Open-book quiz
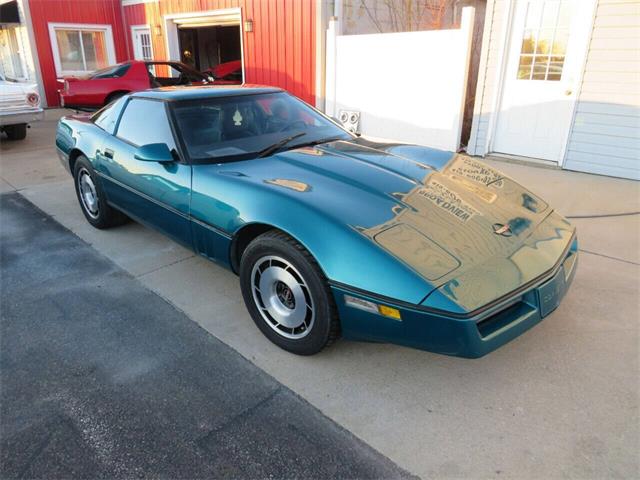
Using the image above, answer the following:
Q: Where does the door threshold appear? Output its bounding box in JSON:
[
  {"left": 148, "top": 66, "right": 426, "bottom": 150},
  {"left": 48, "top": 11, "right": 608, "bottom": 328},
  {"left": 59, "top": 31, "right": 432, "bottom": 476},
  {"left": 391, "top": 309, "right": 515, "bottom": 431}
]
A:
[{"left": 486, "top": 153, "right": 560, "bottom": 170}]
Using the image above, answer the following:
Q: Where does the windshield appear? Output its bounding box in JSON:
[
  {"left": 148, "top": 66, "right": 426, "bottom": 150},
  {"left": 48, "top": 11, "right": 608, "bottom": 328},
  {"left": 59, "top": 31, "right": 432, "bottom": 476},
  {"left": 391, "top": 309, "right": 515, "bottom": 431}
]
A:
[{"left": 171, "top": 92, "right": 351, "bottom": 163}]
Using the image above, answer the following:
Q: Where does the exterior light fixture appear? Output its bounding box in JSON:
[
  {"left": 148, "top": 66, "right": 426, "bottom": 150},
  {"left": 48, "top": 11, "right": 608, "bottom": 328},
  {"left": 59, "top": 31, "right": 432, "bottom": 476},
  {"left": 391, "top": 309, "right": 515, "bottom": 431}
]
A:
[
  {"left": 154, "top": 25, "right": 162, "bottom": 36},
  {"left": 244, "top": 19, "right": 253, "bottom": 32}
]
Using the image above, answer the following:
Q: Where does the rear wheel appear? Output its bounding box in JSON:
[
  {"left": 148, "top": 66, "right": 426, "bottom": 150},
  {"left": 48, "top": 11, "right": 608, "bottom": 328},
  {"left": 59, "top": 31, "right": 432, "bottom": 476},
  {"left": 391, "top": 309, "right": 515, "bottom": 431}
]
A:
[
  {"left": 4, "top": 124, "right": 27, "bottom": 140},
  {"left": 73, "top": 155, "right": 127, "bottom": 229},
  {"left": 239, "top": 230, "right": 340, "bottom": 355},
  {"left": 104, "top": 91, "right": 126, "bottom": 106}
]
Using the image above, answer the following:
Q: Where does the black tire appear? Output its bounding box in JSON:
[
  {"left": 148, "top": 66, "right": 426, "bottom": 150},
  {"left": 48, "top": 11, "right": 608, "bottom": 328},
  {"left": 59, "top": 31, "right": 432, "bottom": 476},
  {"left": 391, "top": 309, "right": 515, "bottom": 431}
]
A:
[
  {"left": 239, "top": 230, "right": 340, "bottom": 355},
  {"left": 73, "top": 155, "right": 127, "bottom": 229},
  {"left": 4, "top": 124, "right": 27, "bottom": 140}
]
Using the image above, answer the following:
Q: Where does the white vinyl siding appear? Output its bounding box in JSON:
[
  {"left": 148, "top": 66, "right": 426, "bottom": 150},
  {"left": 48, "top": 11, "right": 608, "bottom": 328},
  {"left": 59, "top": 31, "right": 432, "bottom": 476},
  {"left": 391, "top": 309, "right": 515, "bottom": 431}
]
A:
[
  {"left": 467, "top": 0, "right": 508, "bottom": 155},
  {"left": 564, "top": 0, "right": 640, "bottom": 179}
]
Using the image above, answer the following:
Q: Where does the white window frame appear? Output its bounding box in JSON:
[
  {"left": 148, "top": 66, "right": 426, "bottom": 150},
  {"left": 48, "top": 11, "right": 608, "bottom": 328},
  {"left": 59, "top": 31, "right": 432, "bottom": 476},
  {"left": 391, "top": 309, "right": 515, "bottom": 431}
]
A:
[
  {"left": 48, "top": 22, "right": 116, "bottom": 77},
  {"left": 162, "top": 8, "right": 245, "bottom": 82},
  {"left": 122, "top": 0, "right": 157, "bottom": 6},
  {"left": 131, "top": 24, "right": 153, "bottom": 61}
]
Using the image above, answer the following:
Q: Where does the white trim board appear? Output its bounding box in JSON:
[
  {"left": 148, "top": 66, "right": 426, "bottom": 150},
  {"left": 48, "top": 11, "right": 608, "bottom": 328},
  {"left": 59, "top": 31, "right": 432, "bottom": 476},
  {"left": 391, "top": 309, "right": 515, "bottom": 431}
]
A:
[
  {"left": 484, "top": 0, "right": 514, "bottom": 155},
  {"left": 47, "top": 22, "right": 116, "bottom": 77},
  {"left": 162, "top": 8, "right": 244, "bottom": 82},
  {"left": 130, "top": 24, "right": 153, "bottom": 61},
  {"left": 122, "top": 0, "right": 157, "bottom": 6}
]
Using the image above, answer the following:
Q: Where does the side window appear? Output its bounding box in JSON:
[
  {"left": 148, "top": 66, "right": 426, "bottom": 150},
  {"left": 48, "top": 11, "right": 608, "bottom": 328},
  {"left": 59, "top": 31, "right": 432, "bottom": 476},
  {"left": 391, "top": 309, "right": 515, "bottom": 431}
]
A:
[
  {"left": 93, "top": 96, "right": 127, "bottom": 135},
  {"left": 116, "top": 98, "right": 176, "bottom": 149}
]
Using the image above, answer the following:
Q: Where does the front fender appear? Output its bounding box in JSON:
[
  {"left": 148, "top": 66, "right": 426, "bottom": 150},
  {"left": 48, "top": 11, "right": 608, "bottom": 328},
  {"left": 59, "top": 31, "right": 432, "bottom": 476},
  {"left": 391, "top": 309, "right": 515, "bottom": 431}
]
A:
[
  {"left": 56, "top": 116, "right": 109, "bottom": 173},
  {"left": 191, "top": 168, "right": 434, "bottom": 305}
]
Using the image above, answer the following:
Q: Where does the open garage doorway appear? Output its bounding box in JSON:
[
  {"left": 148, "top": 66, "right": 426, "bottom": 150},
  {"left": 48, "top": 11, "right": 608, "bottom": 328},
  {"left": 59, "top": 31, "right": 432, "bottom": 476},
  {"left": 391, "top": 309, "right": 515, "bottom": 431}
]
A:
[
  {"left": 178, "top": 25, "right": 242, "bottom": 82},
  {"left": 165, "top": 9, "right": 244, "bottom": 84}
]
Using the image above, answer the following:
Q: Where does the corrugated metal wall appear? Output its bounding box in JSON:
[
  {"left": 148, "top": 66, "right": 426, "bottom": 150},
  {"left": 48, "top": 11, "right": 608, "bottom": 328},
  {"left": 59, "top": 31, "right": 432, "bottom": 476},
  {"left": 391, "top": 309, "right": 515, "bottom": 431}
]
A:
[
  {"left": 28, "top": 0, "right": 129, "bottom": 106},
  {"left": 123, "top": 0, "right": 316, "bottom": 105}
]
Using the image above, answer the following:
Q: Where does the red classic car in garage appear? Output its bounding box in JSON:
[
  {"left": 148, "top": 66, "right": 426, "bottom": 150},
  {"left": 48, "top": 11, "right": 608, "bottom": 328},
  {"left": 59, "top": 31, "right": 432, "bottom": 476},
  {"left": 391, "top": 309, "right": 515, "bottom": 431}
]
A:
[
  {"left": 58, "top": 60, "right": 211, "bottom": 110},
  {"left": 204, "top": 60, "right": 243, "bottom": 85}
]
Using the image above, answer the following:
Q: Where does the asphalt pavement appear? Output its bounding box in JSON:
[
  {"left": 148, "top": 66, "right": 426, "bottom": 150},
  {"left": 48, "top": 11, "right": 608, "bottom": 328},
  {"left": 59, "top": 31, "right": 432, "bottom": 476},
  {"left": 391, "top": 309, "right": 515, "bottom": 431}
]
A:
[{"left": 0, "top": 192, "right": 413, "bottom": 479}]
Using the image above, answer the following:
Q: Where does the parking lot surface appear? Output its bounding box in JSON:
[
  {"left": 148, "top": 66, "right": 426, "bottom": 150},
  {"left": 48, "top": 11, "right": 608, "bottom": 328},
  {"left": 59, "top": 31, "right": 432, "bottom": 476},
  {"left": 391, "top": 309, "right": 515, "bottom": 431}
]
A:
[
  {"left": 1, "top": 110, "right": 638, "bottom": 479},
  {"left": 0, "top": 192, "right": 412, "bottom": 479}
]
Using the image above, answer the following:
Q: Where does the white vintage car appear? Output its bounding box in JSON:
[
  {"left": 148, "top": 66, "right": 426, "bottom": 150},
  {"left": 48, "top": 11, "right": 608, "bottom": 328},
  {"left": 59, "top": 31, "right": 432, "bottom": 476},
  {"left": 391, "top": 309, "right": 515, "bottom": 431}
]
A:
[{"left": 0, "top": 74, "right": 43, "bottom": 140}]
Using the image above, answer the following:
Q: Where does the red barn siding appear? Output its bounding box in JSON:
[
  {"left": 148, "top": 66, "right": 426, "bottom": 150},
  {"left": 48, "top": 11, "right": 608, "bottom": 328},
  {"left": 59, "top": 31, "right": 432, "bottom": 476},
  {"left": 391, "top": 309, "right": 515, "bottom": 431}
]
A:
[
  {"left": 123, "top": 0, "right": 316, "bottom": 104},
  {"left": 29, "top": 0, "right": 129, "bottom": 106},
  {"left": 122, "top": 3, "right": 147, "bottom": 58}
]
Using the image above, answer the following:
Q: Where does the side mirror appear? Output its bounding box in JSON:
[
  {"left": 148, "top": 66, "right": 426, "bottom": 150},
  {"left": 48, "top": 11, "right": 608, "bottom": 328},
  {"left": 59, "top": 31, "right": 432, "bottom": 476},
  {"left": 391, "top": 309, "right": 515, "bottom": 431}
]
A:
[{"left": 134, "top": 143, "right": 174, "bottom": 163}]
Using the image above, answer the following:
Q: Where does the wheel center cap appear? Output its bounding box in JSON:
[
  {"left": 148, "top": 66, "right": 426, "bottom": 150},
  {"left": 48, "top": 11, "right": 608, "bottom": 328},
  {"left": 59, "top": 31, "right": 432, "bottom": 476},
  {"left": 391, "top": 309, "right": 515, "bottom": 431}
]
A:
[{"left": 275, "top": 281, "right": 295, "bottom": 309}]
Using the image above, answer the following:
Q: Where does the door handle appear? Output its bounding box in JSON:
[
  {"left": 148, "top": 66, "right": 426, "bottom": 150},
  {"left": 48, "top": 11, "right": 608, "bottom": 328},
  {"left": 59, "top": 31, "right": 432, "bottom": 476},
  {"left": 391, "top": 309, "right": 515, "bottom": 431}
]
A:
[
  {"left": 103, "top": 148, "right": 114, "bottom": 159},
  {"left": 564, "top": 89, "right": 573, "bottom": 96}
]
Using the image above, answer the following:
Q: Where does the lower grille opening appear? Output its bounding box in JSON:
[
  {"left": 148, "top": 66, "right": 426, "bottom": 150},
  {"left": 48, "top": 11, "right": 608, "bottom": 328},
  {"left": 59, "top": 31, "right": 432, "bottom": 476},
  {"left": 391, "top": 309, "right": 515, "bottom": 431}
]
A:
[{"left": 477, "top": 301, "right": 535, "bottom": 339}]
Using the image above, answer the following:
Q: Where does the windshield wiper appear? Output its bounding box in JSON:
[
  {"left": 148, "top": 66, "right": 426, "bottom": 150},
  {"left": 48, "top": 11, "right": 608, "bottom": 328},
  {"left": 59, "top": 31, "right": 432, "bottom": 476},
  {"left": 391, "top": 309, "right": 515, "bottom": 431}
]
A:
[
  {"left": 294, "top": 136, "right": 346, "bottom": 149},
  {"left": 256, "top": 132, "right": 307, "bottom": 158}
]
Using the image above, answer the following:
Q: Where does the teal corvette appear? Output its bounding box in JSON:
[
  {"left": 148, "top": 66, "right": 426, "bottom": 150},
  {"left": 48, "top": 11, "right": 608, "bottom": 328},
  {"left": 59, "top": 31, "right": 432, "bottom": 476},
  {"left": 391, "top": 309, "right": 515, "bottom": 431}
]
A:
[{"left": 56, "top": 86, "right": 577, "bottom": 357}]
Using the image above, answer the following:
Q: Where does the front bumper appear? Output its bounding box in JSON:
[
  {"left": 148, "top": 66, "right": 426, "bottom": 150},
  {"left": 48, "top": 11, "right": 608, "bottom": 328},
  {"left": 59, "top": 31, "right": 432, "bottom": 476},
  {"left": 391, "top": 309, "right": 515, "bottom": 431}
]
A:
[
  {"left": 0, "top": 108, "right": 44, "bottom": 127},
  {"left": 332, "top": 236, "right": 578, "bottom": 358}
]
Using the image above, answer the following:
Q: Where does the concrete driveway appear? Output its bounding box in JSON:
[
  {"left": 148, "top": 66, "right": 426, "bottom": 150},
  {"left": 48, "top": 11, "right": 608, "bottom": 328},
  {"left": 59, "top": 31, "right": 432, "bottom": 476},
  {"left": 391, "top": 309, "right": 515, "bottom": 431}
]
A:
[{"left": 1, "top": 110, "right": 639, "bottom": 479}]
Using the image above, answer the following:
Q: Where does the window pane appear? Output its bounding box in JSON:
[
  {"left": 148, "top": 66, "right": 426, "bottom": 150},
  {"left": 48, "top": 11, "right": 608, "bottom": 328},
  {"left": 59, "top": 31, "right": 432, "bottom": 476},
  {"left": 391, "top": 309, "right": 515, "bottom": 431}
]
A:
[
  {"left": 552, "top": 29, "right": 568, "bottom": 55},
  {"left": 172, "top": 92, "right": 350, "bottom": 162},
  {"left": 541, "top": 1, "right": 560, "bottom": 29},
  {"left": 524, "top": 2, "right": 543, "bottom": 30},
  {"left": 535, "top": 29, "right": 553, "bottom": 54},
  {"left": 0, "top": 26, "right": 25, "bottom": 78},
  {"left": 532, "top": 56, "right": 549, "bottom": 80},
  {"left": 517, "top": 0, "right": 571, "bottom": 81},
  {"left": 90, "top": 63, "right": 130, "bottom": 79},
  {"left": 517, "top": 55, "right": 533, "bottom": 79},
  {"left": 117, "top": 99, "right": 176, "bottom": 149},
  {"left": 548, "top": 55, "right": 565, "bottom": 80},
  {"left": 521, "top": 30, "right": 535, "bottom": 54},
  {"left": 557, "top": 1, "right": 571, "bottom": 27},
  {"left": 55, "top": 30, "right": 83, "bottom": 71},
  {"left": 140, "top": 32, "right": 152, "bottom": 61},
  {"left": 82, "top": 31, "right": 108, "bottom": 71},
  {"left": 93, "top": 95, "right": 127, "bottom": 134}
]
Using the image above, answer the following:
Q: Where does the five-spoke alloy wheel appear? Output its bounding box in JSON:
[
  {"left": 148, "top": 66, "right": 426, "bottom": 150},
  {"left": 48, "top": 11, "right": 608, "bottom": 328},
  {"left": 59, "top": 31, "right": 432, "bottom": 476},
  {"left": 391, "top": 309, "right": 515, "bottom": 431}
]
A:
[{"left": 240, "top": 230, "right": 340, "bottom": 355}]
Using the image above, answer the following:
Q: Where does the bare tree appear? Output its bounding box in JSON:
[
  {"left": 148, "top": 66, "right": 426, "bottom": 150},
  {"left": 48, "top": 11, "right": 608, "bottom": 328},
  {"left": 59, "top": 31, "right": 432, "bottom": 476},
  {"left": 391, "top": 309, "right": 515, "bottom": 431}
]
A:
[{"left": 357, "top": 0, "right": 456, "bottom": 33}]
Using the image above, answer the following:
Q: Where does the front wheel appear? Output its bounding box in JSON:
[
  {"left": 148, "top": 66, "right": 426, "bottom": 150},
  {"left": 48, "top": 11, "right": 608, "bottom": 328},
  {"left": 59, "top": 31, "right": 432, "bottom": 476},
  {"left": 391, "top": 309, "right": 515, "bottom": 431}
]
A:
[
  {"left": 4, "top": 124, "right": 27, "bottom": 140},
  {"left": 73, "top": 155, "right": 127, "bottom": 229},
  {"left": 239, "top": 230, "right": 340, "bottom": 355}
]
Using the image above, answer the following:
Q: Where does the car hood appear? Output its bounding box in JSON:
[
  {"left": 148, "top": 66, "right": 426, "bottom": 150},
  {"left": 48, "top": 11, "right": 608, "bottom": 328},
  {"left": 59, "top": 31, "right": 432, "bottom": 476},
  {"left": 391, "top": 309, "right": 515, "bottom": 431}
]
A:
[{"left": 212, "top": 138, "right": 573, "bottom": 310}]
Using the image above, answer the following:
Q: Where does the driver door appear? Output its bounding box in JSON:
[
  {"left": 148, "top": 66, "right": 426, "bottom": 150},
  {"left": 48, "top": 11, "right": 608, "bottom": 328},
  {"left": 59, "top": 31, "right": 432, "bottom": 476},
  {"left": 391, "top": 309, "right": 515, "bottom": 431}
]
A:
[{"left": 96, "top": 97, "right": 192, "bottom": 247}]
